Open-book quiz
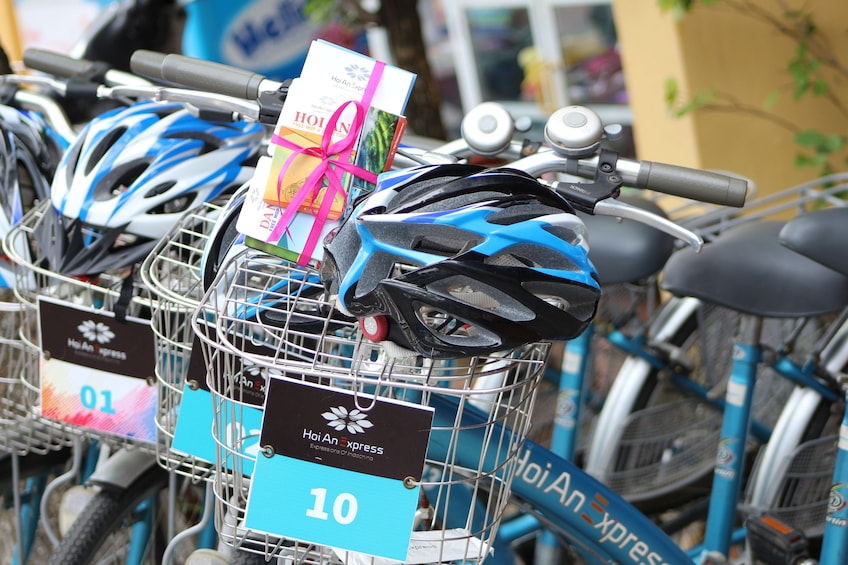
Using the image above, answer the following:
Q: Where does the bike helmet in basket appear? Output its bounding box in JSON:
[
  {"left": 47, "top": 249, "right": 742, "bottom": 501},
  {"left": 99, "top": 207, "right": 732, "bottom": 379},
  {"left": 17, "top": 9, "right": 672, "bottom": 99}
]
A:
[
  {"left": 0, "top": 104, "right": 61, "bottom": 287},
  {"left": 37, "top": 99, "right": 265, "bottom": 276},
  {"left": 321, "top": 164, "right": 601, "bottom": 358}
]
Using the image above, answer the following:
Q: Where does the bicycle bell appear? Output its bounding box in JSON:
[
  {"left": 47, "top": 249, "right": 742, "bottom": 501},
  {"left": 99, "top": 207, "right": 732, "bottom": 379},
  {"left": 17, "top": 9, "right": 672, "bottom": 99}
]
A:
[
  {"left": 545, "top": 105, "right": 620, "bottom": 159},
  {"left": 460, "top": 101, "right": 515, "bottom": 157}
]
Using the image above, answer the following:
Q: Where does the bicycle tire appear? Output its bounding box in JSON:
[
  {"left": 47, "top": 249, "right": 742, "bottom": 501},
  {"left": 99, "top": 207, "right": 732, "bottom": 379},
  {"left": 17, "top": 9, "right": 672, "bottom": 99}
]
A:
[
  {"left": 585, "top": 296, "right": 717, "bottom": 514},
  {"left": 229, "top": 549, "right": 271, "bottom": 565},
  {"left": 46, "top": 463, "right": 169, "bottom": 565},
  {"left": 745, "top": 385, "right": 841, "bottom": 539}
]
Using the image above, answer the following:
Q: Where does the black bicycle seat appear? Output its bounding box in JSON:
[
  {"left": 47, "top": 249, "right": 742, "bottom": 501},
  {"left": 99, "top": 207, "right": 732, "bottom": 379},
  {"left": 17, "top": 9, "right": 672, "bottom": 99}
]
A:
[
  {"left": 779, "top": 207, "right": 848, "bottom": 277},
  {"left": 662, "top": 220, "right": 848, "bottom": 317},
  {"left": 579, "top": 195, "right": 675, "bottom": 286}
]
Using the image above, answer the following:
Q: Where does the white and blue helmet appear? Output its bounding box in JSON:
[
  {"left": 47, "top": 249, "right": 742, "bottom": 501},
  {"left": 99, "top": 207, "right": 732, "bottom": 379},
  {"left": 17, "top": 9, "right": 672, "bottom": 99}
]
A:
[{"left": 40, "top": 100, "right": 265, "bottom": 276}]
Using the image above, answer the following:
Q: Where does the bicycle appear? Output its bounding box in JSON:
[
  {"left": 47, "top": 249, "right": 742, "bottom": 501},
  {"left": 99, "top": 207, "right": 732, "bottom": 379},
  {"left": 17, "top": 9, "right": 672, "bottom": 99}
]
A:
[
  {"left": 0, "top": 70, "right": 84, "bottom": 565},
  {"left": 583, "top": 175, "right": 848, "bottom": 523},
  {"left": 1, "top": 48, "right": 269, "bottom": 564},
  {"left": 117, "top": 47, "right": 769, "bottom": 565}
]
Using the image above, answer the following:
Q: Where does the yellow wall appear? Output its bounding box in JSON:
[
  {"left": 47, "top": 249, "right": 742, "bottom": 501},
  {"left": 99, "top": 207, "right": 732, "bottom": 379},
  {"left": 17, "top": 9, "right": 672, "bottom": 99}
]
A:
[
  {"left": 612, "top": 0, "right": 848, "bottom": 197},
  {"left": 0, "top": 0, "right": 23, "bottom": 63}
]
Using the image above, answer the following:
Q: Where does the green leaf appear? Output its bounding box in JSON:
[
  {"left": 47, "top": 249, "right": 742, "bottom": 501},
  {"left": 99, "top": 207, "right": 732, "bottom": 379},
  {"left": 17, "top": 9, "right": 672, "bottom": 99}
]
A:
[
  {"left": 664, "top": 77, "right": 680, "bottom": 107},
  {"left": 795, "top": 130, "right": 825, "bottom": 147},
  {"left": 794, "top": 153, "right": 814, "bottom": 168},
  {"left": 813, "top": 78, "right": 829, "bottom": 96},
  {"left": 824, "top": 134, "right": 845, "bottom": 152},
  {"left": 763, "top": 91, "right": 780, "bottom": 110}
]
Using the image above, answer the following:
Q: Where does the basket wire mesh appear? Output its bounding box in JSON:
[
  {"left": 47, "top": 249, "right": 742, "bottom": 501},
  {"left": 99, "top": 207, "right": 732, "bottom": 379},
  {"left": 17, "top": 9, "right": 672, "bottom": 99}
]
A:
[
  {"left": 140, "top": 200, "right": 226, "bottom": 481},
  {"left": 3, "top": 200, "right": 155, "bottom": 452},
  {"left": 745, "top": 432, "right": 838, "bottom": 537},
  {"left": 600, "top": 304, "right": 823, "bottom": 507},
  {"left": 0, "top": 288, "right": 68, "bottom": 454},
  {"left": 192, "top": 249, "right": 549, "bottom": 563}
]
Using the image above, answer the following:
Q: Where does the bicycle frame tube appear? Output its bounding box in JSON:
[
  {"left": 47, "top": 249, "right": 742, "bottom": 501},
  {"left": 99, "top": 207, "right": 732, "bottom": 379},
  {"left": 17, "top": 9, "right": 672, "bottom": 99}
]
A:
[
  {"left": 700, "top": 316, "right": 762, "bottom": 560},
  {"left": 819, "top": 388, "right": 848, "bottom": 564},
  {"left": 551, "top": 326, "right": 593, "bottom": 461},
  {"left": 536, "top": 326, "right": 593, "bottom": 565},
  {"left": 427, "top": 394, "right": 694, "bottom": 564}
]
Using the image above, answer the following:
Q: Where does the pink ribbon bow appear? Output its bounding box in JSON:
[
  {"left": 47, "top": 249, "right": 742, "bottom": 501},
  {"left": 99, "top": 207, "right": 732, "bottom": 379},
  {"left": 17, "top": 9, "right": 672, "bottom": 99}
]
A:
[{"left": 267, "top": 62, "right": 385, "bottom": 266}]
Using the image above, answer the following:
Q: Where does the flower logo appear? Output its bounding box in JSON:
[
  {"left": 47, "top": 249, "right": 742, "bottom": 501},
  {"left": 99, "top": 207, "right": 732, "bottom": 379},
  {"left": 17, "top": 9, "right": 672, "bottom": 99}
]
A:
[
  {"left": 78, "top": 320, "right": 115, "bottom": 344},
  {"left": 322, "top": 405, "right": 373, "bottom": 434},
  {"left": 345, "top": 64, "right": 370, "bottom": 82}
]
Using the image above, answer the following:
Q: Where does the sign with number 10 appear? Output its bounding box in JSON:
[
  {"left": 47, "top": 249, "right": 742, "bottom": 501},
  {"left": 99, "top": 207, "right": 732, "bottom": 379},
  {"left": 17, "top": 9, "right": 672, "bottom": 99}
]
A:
[{"left": 245, "top": 377, "right": 434, "bottom": 560}]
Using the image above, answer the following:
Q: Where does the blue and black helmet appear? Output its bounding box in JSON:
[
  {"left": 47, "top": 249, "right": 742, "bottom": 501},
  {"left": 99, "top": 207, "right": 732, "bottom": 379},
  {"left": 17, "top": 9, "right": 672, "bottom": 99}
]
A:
[{"left": 321, "top": 164, "right": 601, "bottom": 358}]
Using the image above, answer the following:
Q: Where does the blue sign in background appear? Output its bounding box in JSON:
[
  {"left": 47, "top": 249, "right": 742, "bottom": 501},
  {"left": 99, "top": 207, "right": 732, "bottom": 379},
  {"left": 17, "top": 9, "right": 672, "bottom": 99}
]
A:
[{"left": 172, "top": 387, "right": 264, "bottom": 477}]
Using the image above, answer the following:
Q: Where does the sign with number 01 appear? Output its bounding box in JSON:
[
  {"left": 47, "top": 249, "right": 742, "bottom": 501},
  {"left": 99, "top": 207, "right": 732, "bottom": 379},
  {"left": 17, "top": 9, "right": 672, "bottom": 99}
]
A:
[
  {"left": 38, "top": 297, "right": 156, "bottom": 443},
  {"left": 245, "top": 377, "right": 434, "bottom": 560}
]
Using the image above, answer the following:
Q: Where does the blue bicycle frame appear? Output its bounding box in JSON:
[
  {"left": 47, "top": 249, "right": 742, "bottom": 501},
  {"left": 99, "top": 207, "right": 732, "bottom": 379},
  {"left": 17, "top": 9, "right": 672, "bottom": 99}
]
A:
[{"left": 425, "top": 312, "right": 848, "bottom": 565}]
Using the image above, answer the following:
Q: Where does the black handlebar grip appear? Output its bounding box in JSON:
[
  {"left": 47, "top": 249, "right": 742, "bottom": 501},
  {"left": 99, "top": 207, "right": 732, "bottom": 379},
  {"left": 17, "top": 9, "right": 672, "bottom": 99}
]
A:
[
  {"left": 131, "top": 50, "right": 266, "bottom": 100},
  {"left": 636, "top": 161, "right": 748, "bottom": 207},
  {"left": 23, "top": 48, "right": 100, "bottom": 78}
]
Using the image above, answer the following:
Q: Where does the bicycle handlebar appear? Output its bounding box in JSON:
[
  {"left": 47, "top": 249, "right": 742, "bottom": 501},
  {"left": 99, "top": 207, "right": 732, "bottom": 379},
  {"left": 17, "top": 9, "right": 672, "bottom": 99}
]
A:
[
  {"left": 123, "top": 48, "right": 747, "bottom": 218},
  {"left": 592, "top": 155, "right": 747, "bottom": 207},
  {"left": 510, "top": 149, "right": 747, "bottom": 208},
  {"left": 634, "top": 160, "right": 747, "bottom": 207},
  {"left": 130, "top": 50, "right": 283, "bottom": 99},
  {"left": 23, "top": 48, "right": 151, "bottom": 88},
  {"left": 23, "top": 48, "right": 100, "bottom": 78}
]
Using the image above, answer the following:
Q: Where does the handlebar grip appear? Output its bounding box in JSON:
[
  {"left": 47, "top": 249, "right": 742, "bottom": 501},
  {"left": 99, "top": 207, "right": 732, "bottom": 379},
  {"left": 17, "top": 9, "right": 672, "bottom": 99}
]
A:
[
  {"left": 635, "top": 161, "right": 748, "bottom": 207},
  {"left": 23, "top": 48, "right": 101, "bottom": 78},
  {"left": 131, "top": 50, "right": 267, "bottom": 100}
]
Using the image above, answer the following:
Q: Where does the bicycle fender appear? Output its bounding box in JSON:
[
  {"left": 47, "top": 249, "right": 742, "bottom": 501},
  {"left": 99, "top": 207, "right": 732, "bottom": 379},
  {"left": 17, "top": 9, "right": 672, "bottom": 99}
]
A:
[{"left": 86, "top": 448, "right": 158, "bottom": 491}]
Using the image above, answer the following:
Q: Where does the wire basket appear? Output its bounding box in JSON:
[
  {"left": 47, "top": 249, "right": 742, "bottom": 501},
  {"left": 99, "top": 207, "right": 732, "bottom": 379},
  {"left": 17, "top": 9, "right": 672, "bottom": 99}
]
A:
[
  {"left": 3, "top": 200, "right": 156, "bottom": 453},
  {"left": 140, "top": 200, "right": 225, "bottom": 481},
  {"left": 0, "top": 289, "right": 72, "bottom": 454},
  {"left": 597, "top": 303, "right": 816, "bottom": 510},
  {"left": 681, "top": 172, "right": 848, "bottom": 242},
  {"left": 744, "top": 433, "right": 837, "bottom": 538},
  {"left": 192, "top": 249, "right": 549, "bottom": 563}
]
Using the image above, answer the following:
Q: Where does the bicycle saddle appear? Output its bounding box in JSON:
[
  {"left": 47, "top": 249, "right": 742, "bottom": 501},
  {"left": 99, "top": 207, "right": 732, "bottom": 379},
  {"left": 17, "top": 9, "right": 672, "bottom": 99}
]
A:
[
  {"left": 579, "top": 195, "right": 674, "bottom": 285},
  {"left": 661, "top": 220, "right": 848, "bottom": 317},
  {"left": 779, "top": 207, "right": 848, "bottom": 277}
]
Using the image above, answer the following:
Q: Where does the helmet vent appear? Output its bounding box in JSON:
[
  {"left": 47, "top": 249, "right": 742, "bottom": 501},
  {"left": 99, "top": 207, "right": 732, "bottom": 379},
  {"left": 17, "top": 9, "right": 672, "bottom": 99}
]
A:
[
  {"left": 543, "top": 224, "right": 581, "bottom": 245},
  {"left": 144, "top": 182, "right": 177, "bottom": 199},
  {"left": 166, "top": 131, "right": 225, "bottom": 155},
  {"left": 93, "top": 160, "right": 148, "bottom": 201},
  {"left": 411, "top": 235, "right": 467, "bottom": 256},
  {"left": 486, "top": 243, "right": 581, "bottom": 271},
  {"left": 488, "top": 201, "right": 567, "bottom": 225},
  {"left": 85, "top": 126, "right": 127, "bottom": 176}
]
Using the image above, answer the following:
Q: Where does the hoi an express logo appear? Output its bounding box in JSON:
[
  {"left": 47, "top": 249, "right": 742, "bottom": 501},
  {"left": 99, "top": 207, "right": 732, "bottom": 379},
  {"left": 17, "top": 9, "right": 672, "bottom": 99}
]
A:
[
  {"left": 66, "top": 320, "right": 127, "bottom": 361},
  {"left": 303, "top": 404, "right": 385, "bottom": 461}
]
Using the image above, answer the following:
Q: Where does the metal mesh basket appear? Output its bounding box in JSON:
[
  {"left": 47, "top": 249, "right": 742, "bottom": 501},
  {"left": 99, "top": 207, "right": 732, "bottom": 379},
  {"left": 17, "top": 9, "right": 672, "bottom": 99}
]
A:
[
  {"left": 192, "top": 249, "right": 549, "bottom": 563},
  {"left": 745, "top": 433, "right": 837, "bottom": 537},
  {"left": 0, "top": 289, "right": 71, "bottom": 454},
  {"left": 681, "top": 172, "right": 848, "bottom": 242},
  {"left": 140, "top": 200, "right": 225, "bottom": 481},
  {"left": 598, "top": 303, "right": 817, "bottom": 507},
  {"left": 3, "top": 200, "right": 155, "bottom": 453}
]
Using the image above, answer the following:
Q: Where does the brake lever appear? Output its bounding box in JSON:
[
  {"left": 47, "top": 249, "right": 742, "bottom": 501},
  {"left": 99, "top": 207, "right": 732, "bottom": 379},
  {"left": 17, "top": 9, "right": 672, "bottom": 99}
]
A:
[
  {"left": 594, "top": 198, "right": 704, "bottom": 251},
  {"left": 154, "top": 87, "right": 261, "bottom": 121}
]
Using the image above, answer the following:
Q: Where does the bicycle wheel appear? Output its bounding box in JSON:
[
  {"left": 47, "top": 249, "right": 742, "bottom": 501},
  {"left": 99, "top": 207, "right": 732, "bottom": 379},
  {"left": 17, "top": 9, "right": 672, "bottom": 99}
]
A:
[
  {"left": 0, "top": 448, "right": 74, "bottom": 564},
  {"left": 586, "top": 299, "right": 810, "bottom": 515},
  {"left": 745, "top": 385, "right": 842, "bottom": 540},
  {"left": 46, "top": 464, "right": 172, "bottom": 565}
]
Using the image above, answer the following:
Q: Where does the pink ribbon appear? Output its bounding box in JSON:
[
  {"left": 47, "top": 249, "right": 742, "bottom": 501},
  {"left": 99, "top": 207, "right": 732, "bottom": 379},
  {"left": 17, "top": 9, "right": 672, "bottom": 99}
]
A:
[{"left": 267, "top": 61, "right": 385, "bottom": 266}]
